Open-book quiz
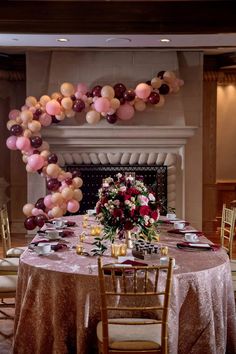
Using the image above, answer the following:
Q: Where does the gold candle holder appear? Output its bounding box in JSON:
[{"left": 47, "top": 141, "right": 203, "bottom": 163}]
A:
[
  {"left": 79, "top": 232, "right": 86, "bottom": 242},
  {"left": 76, "top": 244, "right": 84, "bottom": 255},
  {"left": 82, "top": 221, "right": 88, "bottom": 228},
  {"left": 111, "top": 244, "right": 121, "bottom": 258},
  {"left": 160, "top": 246, "right": 169, "bottom": 256},
  {"left": 153, "top": 233, "right": 160, "bottom": 242},
  {"left": 120, "top": 244, "right": 127, "bottom": 256}
]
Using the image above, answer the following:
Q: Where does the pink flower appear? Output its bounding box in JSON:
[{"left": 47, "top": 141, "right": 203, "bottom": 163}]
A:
[{"left": 138, "top": 195, "right": 149, "bottom": 206}]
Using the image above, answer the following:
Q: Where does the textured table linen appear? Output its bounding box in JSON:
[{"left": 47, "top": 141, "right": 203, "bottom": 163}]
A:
[{"left": 13, "top": 216, "right": 236, "bottom": 354}]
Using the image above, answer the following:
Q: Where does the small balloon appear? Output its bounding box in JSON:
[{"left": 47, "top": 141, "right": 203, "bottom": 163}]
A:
[
  {"left": 48, "top": 153, "right": 58, "bottom": 164},
  {"left": 6, "top": 136, "right": 18, "bottom": 150},
  {"left": 92, "top": 85, "right": 102, "bottom": 97},
  {"left": 30, "top": 136, "right": 43, "bottom": 148},
  {"left": 106, "top": 113, "right": 117, "bottom": 124},
  {"left": 113, "top": 83, "right": 126, "bottom": 99},
  {"left": 67, "top": 199, "right": 80, "bottom": 213},
  {"left": 116, "top": 103, "right": 135, "bottom": 120},
  {"left": 46, "top": 178, "right": 61, "bottom": 191},
  {"left": 159, "top": 84, "right": 170, "bottom": 95},
  {"left": 35, "top": 197, "right": 46, "bottom": 211},
  {"left": 148, "top": 91, "right": 160, "bottom": 105},
  {"left": 35, "top": 214, "right": 47, "bottom": 228},
  {"left": 135, "top": 83, "right": 152, "bottom": 99},
  {"left": 22, "top": 203, "right": 35, "bottom": 217},
  {"left": 60, "top": 82, "right": 75, "bottom": 97},
  {"left": 24, "top": 216, "right": 36, "bottom": 230},
  {"left": 10, "top": 124, "right": 23, "bottom": 136},
  {"left": 72, "top": 99, "right": 85, "bottom": 112},
  {"left": 46, "top": 99, "right": 61, "bottom": 116},
  {"left": 123, "top": 89, "right": 136, "bottom": 102}
]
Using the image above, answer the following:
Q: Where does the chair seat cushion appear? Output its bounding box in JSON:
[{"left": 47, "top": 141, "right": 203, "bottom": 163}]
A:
[
  {"left": 97, "top": 318, "right": 161, "bottom": 350},
  {"left": 6, "top": 247, "right": 26, "bottom": 257},
  {"left": 0, "top": 275, "right": 17, "bottom": 292},
  {"left": 230, "top": 260, "right": 236, "bottom": 272},
  {"left": 0, "top": 257, "right": 19, "bottom": 271}
]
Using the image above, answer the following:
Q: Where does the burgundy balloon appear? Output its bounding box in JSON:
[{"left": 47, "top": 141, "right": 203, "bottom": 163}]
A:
[
  {"left": 35, "top": 214, "right": 47, "bottom": 228},
  {"left": 119, "top": 97, "right": 126, "bottom": 105},
  {"left": 70, "top": 94, "right": 76, "bottom": 101},
  {"left": 33, "top": 150, "right": 40, "bottom": 154},
  {"left": 24, "top": 216, "right": 36, "bottom": 230},
  {"left": 47, "top": 153, "right": 58, "bottom": 164},
  {"left": 157, "top": 71, "right": 165, "bottom": 79},
  {"left": 72, "top": 170, "right": 81, "bottom": 178},
  {"left": 65, "top": 178, "right": 73, "bottom": 185},
  {"left": 51, "top": 116, "right": 60, "bottom": 124},
  {"left": 92, "top": 85, "right": 102, "bottom": 97},
  {"left": 30, "top": 136, "right": 43, "bottom": 148},
  {"left": 86, "top": 91, "right": 93, "bottom": 98},
  {"left": 106, "top": 114, "right": 118, "bottom": 124},
  {"left": 146, "top": 80, "right": 151, "bottom": 85},
  {"left": 46, "top": 178, "right": 61, "bottom": 191},
  {"left": 10, "top": 124, "right": 23, "bottom": 136},
  {"left": 113, "top": 83, "right": 126, "bottom": 99},
  {"left": 123, "top": 89, "right": 135, "bottom": 102},
  {"left": 148, "top": 91, "right": 160, "bottom": 105},
  {"left": 73, "top": 99, "right": 85, "bottom": 112},
  {"left": 159, "top": 84, "right": 170, "bottom": 95},
  {"left": 33, "top": 108, "right": 42, "bottom": 120},
  {"left": 35, "top": 197, "right": 46, "bottom": 211}
]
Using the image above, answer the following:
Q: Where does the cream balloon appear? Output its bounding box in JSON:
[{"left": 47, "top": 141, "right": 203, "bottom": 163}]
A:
[
  {"left": 21, "top": 110, "right": 33, "bottom": 123},
  {"left": 51, "top": 92, "right": 62, "bottom": 100},
  {"left": 46, "top": 164, "right": 61, "bottom": 178},
  {"left": 61, "top": 97, "right": 73, "bottom": 110},
  {"left": 151, "top": 77, "right": 162, "bottom": 89},
  {"left": 40, "top": 95, "right": 51, "bottom": 106},
  {"left": 28, "top": 120, "right": 41, "bottom": 133},
  {"left": 51, "top": 192, "right": 64, "bottom": 205},
  {"left": 23, "top": 203, "right": 35, "bottom": 217},
  {"left": 25, "top": 96, "right": 37, "bottom": 107},
  {"left": 86, "top": 110, "right": 101, "bottom": 124},
  {"left": 60, "top": 82, "right": 75, "bottom": 97},
  {"left": 134, "top": 100, "right": 146, "bottom": 111},
  {"left": 40, "top": 150, "right": 51, "bottom": 159},
  {"left": 65, "top": 109, "right": 76, "bottom": 118},
  {"left": 7, "top": 120, "right": 17, "bottom": 130},
  {"left": 51, "top": 206, "right": 64, "bottom": 218},
  {"left": 101, "top": 85, "right": 115, "bottom": 99},
  {"left": 23, "top": 129, "right": 32, "bottom": 138}
]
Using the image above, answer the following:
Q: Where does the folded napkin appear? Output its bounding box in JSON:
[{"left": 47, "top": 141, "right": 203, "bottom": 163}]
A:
[
  {"left": 29, "top": 241, "right": 68, "bottom": 252},
  {"left": 168, "top": 229, "right": 204, "bottom": 236},
  {"left": 51, "top": 243, "right": 68, "bottom": 251},
  {"left": 158, "top": 220, "right": 190, "bottom": 226},
  {"left": 177, "top": 242, "right": 221, "bottom": 251},
  {"left": 122, "top": 260, "right": 148, "bottom": 266},
  {"left": 65, "top": 221, "right": 76, "bottom": 227},
  {"left": 60, "top": 230, "right": 74, "bottom": 237}
]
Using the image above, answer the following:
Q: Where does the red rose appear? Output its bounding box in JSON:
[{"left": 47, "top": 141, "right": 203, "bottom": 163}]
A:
[
  {"left": 139, "top": 205, "right": 150, "bottom": 216},
  {"left": 150, "top": 210, "right": 158, "bottom": 220},
  {"left": 124, "top": 194, "right": 131, "bottom": 201},
  {"left": 124, "top": 220, "right": 134, "bottom": 230}
]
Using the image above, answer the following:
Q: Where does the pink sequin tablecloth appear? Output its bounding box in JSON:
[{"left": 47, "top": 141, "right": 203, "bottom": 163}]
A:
[{"left": 13, "top": 216, "right": 236, "bottom": 354}]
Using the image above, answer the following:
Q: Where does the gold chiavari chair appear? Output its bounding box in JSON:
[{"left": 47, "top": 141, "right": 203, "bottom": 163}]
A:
[
  {"left": 220, "top": 204, "right": 236, "bottom": 293},
  {"left": 97, "top": 257, "right": 174, "bottom": 354},
  {"left": 0, "top": 204, "right": 26, "bottom": 258}
]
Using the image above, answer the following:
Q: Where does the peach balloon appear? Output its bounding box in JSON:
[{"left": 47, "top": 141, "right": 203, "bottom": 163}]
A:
[
  {"left": 110, "top": 98, "right": 120, "bottom": 110},
  {"left": 46, "top": 163, "right": 61, "bottom": 178},
  {"left": 28, "top": 154, "right": 45, "bottom": 171},
  {"left": 40, "top": 150, "right": 51, "bottom": 159},
  {"left": 151, "top": 77, "right": 162, "bottom": 89},
  {"left": 134, "top": 100, "right": 146, "bottom": 112},
  {"left": 28, "top": 120, "right": 41, "bottom": 133},
  {"left": 60, "top": 82, "right": 75, "bottom": 97},
  {"left": 7, "top": 120, "right": 17, "bottom": 130},
  {"left": 9, "top": 109, "right": 20, "bottom": 120},
  {"left": 51, "top": 192, "right": 63, "bottom": 205},
  {"left": 23, "top": 129, "right": 32, "bottom": 138},
  {"left": 40, "top": 95, "right": 51, "bottom": 106},
  {"left": 51, "top": 92, "right": 62, "bottom": 100},
  {"left": 20, "top": 110, "right": 33, "bottom": 123},
  {"left": 73, "top": 177, "right": 83, "bottom": 188},
  {"left": 46, "top": 99, "right": 61, "bottom": 116},
  {"left": 51, "top": 206, "right": 64, "bottom": 218},
  {"left": 61, "top": 187, "right": 74, "bottom": 201},
  {"left": 135, "top": 83, "right": 152, "bottom": 99},
  {"left": 73, "top": 189, "right": 83, "bottom": 202},
  {"left": 61, "top": 97, "right": 73, "bottom": 110},
  {"left": 23, "top": 203, "right": 34, "bottom": 217}
]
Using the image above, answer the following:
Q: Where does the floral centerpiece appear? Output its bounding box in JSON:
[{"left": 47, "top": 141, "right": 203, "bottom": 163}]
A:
[{"left": 93, "top": 173, "right": 159, "bottom": 254}]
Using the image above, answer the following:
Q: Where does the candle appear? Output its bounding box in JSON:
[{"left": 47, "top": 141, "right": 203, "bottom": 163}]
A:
[
  {"left": 111, "top": 244, "right": 121, "bottom": 258},
  {"left": 79, "top": 233, "right": 86, "bottom": 242},
  {"left": 76, "top": 244, "right": 84, "bottom": 255},
  {"left": 90, "top": 227, "right": 96, "bottom": 236},
  {"left": 160, "top": 246, "right": 168, "bottom": 256},
  {"left": 82, "top": 221, "right": 88, "bottom": 228},
  {"left": 95, "top": 226, "right": 102, "bottom": 236}
]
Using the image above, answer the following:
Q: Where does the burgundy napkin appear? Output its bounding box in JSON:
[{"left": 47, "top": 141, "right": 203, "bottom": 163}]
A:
[
  {"left": 177, "top": 242, "right": 221, "bottom": 251},
  {"left": 65, "top": 221, "right": 76, "bottom": 227},
  {"left": 122, "top": 260, "right": 148, "bottom": 266},
  {"left": 51, "top": 243, "right": 68, "bottom": 252},
  {"left": 60, "top": 230, "right": 74, "bottom": 237},
  {"left": 168, "top": 229, "right": 204, "bottom": 236}
]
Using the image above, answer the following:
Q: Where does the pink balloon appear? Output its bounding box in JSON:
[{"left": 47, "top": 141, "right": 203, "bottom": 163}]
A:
[
  {"left": 94, "top": 97, "right": 110, "bottom": 113},
  {"left": 116, "top": 103, "right": 135, "bottom": 120},
  {"left": 39, "top": 113, "right": 52, "bottom": 127},
  {"left": 16, "top": 136, "right": 31, "bottom": 151},
  {"left": 6, "top": 136, "right": 17, "bottom": 150},
  {"left": 44, "top": 195, "right": 53, "bottom": 208},
  {"left": 76, "top": 83, "right": 88, "bottom": 95},
  {"left": 135, "top": 83, "right": 152, "bottom": 99},
  {"left": 9, "top": 109, "right": 20, "bottom": 120},
  {"left": 67, "top": 199, "right": 80, "bottom": 213},
  {"left": 27, "top": 154, "right": 45, "bottom": 171},
  {"left": 31, "top": 208, "right": 41, "bottom": 216},
  {"left": 45, "top": 99, "right": 61, "bottom": 116}
]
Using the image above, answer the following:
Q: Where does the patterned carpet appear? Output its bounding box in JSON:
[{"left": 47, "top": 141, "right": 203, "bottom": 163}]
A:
[{"left": 0, "top": 300, "right": 14, "bottom": 354}]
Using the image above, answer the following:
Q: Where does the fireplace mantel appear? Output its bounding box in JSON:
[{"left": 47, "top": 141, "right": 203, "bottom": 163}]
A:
[{"left": 42, "top": 125, "right": 197, "bottom": 150}]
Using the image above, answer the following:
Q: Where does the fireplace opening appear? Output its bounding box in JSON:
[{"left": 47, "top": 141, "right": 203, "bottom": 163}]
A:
[{"left": 65, "top": 164, "right": 167, "bottom": 215}]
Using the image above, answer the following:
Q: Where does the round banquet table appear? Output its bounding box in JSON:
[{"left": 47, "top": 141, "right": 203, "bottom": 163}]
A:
[{"left": 13, "top": 216, "right": 236, "bottom": 354}]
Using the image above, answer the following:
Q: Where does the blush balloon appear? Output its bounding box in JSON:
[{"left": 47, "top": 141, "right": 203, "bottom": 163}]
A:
[
  {"left": 39, "top": 113, "right": 52, "bottom": 127},
  {"left": 46, "top": 99, "right": 61, "bottom": 116},
  {"left": 44, "top": 194, "right": 54, "bottom": 208},
  {"left": 9, "top": 109, "right": 20, "bottom": 120},
  {"left": 27, "top": 154, "right": 45, "bottom": 171},
  {"left": 67, "top": 199, "right": 80, "bottom": 213},
  {"left": 94, "top": 97, "right": 110, "bottom": 113},
  {"left": 16, "top": 137, "right": 31, "bottom": 151},
  {"left": 6, "top": 136, "right": 18, "bottom": 150},
  {"left": 135, "top": 83, "right": 152, "bottom": 99},
  {"left": 116, "top": 103, "right": 135, "bottom": 120}
]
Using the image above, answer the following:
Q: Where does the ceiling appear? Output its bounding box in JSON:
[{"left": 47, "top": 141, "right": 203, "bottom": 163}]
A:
[{"left": 1, "top": 1, "right": 236, "bottom": 69}]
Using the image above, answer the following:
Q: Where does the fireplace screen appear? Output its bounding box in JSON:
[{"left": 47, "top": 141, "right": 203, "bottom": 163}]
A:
[{"left": 65, "top": 164, "right": 167, "bottom": 215}]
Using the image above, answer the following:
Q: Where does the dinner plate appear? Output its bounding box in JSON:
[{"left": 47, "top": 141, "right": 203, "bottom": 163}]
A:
[{"left": 36, "top": 250, "right": 55, "bottom": 256}]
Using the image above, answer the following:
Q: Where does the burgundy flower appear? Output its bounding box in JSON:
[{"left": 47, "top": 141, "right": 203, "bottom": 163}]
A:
[
  {"left": 124, "top": 194, "right": 132, "bottom": 201},
  {"left": 96, "top": 203, "right": 101, "bottom": 214},
  {"left": 113, "top": 208, "right": 123, "bottom": 218},
  {"left": 150, "top": 210, "right": 159, "bottom": 220},
  {"left": 140, "top": 205, "right": 150, "bottom": 216},
  {"left": 101, "top": 197, "right": 108, "bottom": 205},
  {"left": 124, "top": 220, "right": 134, "bottom": 230},
  {"left": 127, "top": 187, "right": 140, "bottom": 195}
]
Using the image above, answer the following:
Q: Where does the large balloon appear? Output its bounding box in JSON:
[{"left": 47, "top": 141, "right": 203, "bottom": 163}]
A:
[
  {"left": 6, "top": 136, "right": 18, "bottom": 150},
  {"left": 24, "top": 216, "right": 36, "bottom": 230},
  {"left": 135, "top": 83, "right": 152, "bottom": 99},
  {"left": 116, "top": 103, "right": 135, "bottom": 120},
  {"left": 27, "top": 154, "right": 45, "bottom": 171}
]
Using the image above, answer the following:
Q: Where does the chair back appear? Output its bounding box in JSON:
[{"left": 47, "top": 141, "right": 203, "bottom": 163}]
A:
[
  {"left": 0, "top": 205, "right": 11, "bottom": 258},
  {"left": 220, "top": 204, "right": 236, "bottom": 259},
  {"left": 98, "top": 257, "right": 174, "bottom": 354}
]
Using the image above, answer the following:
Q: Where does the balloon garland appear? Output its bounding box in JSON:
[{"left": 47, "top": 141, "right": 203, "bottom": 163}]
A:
[{"left": 6, "top": 70, "right": 184, "bottom": 230}]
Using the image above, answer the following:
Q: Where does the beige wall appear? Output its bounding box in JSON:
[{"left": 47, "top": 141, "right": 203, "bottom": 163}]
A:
[{"left": 217, "top": 84, "right": 236, "bottom": 182}]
